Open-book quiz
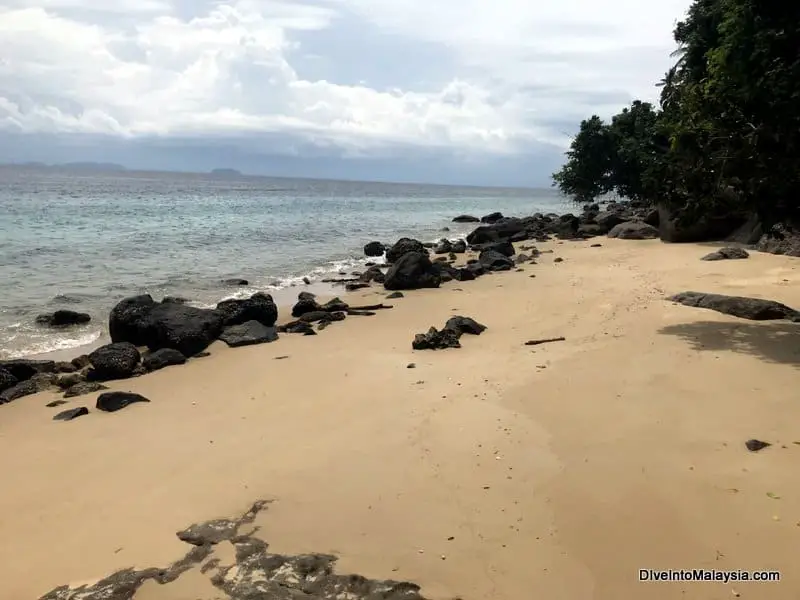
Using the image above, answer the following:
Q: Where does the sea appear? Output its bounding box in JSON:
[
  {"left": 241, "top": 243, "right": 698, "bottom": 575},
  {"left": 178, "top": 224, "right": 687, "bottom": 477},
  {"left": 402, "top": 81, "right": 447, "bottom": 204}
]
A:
[{"left": 0, "top": 166, "right": 569, "bottom": 359}]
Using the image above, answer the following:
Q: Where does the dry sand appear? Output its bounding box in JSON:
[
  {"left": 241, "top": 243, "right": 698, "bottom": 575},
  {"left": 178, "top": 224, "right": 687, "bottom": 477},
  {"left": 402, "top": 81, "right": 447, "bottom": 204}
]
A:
[{"left": 1, "top": 238, "right": 799, "bottom": 599}]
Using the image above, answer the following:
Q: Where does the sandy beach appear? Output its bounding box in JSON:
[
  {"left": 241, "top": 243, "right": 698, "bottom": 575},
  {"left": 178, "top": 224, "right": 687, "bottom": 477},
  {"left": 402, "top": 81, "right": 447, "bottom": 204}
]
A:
[{"left": 1, "top": 237, "right": 798, "bottom": 599}]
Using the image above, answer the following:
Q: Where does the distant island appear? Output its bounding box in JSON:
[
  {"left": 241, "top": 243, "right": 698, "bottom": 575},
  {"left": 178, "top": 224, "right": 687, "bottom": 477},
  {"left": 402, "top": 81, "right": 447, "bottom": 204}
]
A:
[{"left": 209, "top": 168, "right": 242, "bottom": 177}]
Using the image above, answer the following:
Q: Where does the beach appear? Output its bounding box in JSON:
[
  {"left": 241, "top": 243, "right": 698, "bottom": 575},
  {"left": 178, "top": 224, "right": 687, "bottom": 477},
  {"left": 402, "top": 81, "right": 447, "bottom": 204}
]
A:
[{"left": 1, "top": 235, "right": 798, "bottom": 599}]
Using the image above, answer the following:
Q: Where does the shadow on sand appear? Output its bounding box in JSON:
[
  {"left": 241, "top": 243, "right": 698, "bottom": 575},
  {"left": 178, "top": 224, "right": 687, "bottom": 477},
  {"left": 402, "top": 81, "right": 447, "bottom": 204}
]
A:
[{"left": 658, "top": 320, "right": 800, "bottom": 367}]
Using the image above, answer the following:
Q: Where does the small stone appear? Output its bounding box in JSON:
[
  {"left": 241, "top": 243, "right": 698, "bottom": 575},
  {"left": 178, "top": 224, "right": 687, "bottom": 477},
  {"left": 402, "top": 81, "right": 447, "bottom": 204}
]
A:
[
  {"left": 46, "top": 399, "right": 67, "bottom": 407},
  {"left": 96, "top": 391, "right": 150, "bottom": 412},
  {"left": 554, "top": 257, "right": 564, "bottom": 263},
  {"left": 407, "top": 363, "right": 416, "bottom": 369},
  {"left": 745, "top": 439, "right": 771, "bottom": 452},
  {"left": 53, "top": 406, "right": 89, "bottom": 421}
]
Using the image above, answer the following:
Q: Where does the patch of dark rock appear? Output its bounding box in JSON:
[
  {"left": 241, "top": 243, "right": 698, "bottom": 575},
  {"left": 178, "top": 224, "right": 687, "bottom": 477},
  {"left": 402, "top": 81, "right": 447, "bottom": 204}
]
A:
[
  {"left": 473, "top": 240, "right": 515, "bottom": 257},
  {"left": 0, "top": 359, "right": 56, "bottom": 382},
  {"left": 88, "top": 342, "right": 141, "bottom": 381},
  {"left": 194, "top": 352, "right": 211, "bottom": 358},
  {"left": 0, "top": 367, "right": 17, "bottom": 393},
  {"left": 278, "top": 321, "right": 317, "bottom": 335},
  {"left": 35, "top": 309, "right": 91, "bottom": 328},
  {"left": 481, "top": 211, "right": 504, "bottom": 223},
  {"left": 386, "top": 291, "right": 404, "bottom": 299},
  {"left": 384, "top": 252, "right": 442, "bottom": 290},
  {"left": 700, "top": 247, "right": 750, "bottom": 261},
  {"left": 608, "top": 221, "right": 659, "bottom": 240},
  {"left": 515, "top": 253, "right": 531, "bottom": 264},
  {"left": 657, "top": 203, "right": 750, "bottom": 243},
  {"left": 590, "top": 243, "right": 602, "bottom": 248},
  {"left": 222, "top": 278, "right": 248, "bottom": 286},
  {"left": 219, "top": 321, "right": 279, "bottom": 347},
  {"left": 162, "top": 296, "right": 188, "bottom": 304},
  {"left": 346, "top": 282, "right": 370, "bottom": 292},
  {"left": 452, "top": 214, "right": 480, "bottom": 223},
  {"left": 298, "top": 311, "right": 346, "bottom": 324},
  {"left": 554, "top": 257, "right": 564, "bottom": 263},
  {"left": 359, "top": 265, "right": 386, "bottom": 284},
  {"left": 143, "top": 348, "right": 187, "bottom": 371},
  {"left": 53, "top": 407, "right": 89, "bottom": 421},
  {"left": 386, "top": 237, "right": 427, "bottom": 263},
  {"left": 364, "top": 241, "right": 386, "bottom": 257},
  {"left": 275, "top": 355, "right": 289, "bottom": 360},
  {"left": 64, "top": 382, "right": 108, "bottom": 398},
  {"left": 47, "top": 399, "right": 68, "bottom": 407},
  {"left": 478, "top": 249, "right": 513, "bottom": 272},
  {"left": 745, "top": 439, "right": 771, "bottom": 452},
  {"left": 303, "top": 277, "right": 311, "bottom": 285},
  {"left": 445, "top": 316, "right": 487, "bottom": 336},
  {"left": 54, "top": 361, "right": 77, "bottom": 373},
  {"left": 451, "top": 239, "right": 467, "bottom": 253},
  {"left": 291, "top": 295, "right": 323, "bottom": 317},
  {"left": 216, "top": 292, "right": 277, "bottom": 328},
  {"left": 0, "top": 373, "right": 56, "bottom": 404},
  {"left": 755, "top": 223, "right": 800, "bottom": 256},
  {"left": 96, "top": 391, "right": 150, "bottom": 412},
  {"left": 413, "top": 316, "right": 487, "bottom": 350},
  {"left": 667, "top": 291, "right": 800, "bottom": 321},
  {"left": 407, "top": 363, "right": 416, "bottom": 369},
  {"left": 56, "top": 372, "right": 85, "bottom": 390},
  {"left": 433, "top": 239, "right": 453, "bottom": 254},
  {"left": 71, "top": 355, "right": 91, "bottom": 370},
  {"left": 451, "top": 267, "right": 476, "bottom": 281}
]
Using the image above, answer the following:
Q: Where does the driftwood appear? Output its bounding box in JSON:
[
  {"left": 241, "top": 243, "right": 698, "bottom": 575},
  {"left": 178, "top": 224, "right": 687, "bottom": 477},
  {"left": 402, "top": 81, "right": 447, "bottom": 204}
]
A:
[
  {"left": 347, "top": 303, "right": 393, "bottom": 311},
  {"left": 322, "top": 277, "right": 361, "bottom": 283},
  {"left": 524, "top": 337, "right": 566, "bottom": 346},
  {"left": 346, "top": 309, "right": 376, "bottom": 316}
]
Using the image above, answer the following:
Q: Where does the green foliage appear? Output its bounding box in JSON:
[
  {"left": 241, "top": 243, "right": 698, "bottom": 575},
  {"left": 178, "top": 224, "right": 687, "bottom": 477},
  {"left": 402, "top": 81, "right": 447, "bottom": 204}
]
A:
[{"left": 553, "top": 0, "right": 800, "bottom": 224}]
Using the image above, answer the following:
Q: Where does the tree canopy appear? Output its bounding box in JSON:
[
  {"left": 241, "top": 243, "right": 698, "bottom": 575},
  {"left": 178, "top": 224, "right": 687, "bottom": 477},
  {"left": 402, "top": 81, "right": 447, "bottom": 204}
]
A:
[{"left": 553, "top": 0, "right": 800, "bottom": 225}]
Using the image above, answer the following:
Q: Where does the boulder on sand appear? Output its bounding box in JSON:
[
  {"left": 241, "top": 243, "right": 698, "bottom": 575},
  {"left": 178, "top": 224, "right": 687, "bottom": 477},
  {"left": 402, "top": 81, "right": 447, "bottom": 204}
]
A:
[
  {"left": 608, "top": 221, "right": 659, "bottom": 240},
  {"left": 412, "top": 315, "right": 487, "bottom": 350},
  {"left": 363, "top": 241, "right": 386, "bottom": 257},
  {"left": 96, "top": 391, "right": 150, "bottom": 412},
  {"left": 219, "top": 321, "right": 279, "bottom": 347},
  {"left": 35, "top": 310, "right": 91, "bottom": 328},
  {"left": 88, "top": 342, "right": 141, "bottom": 381},
  {"left": 385, "top": 238, "right": 427, "bottom": 263},
  {"left": 0, "top": 373, "right": 55, "bottom": 404},
  {"left": 478, "top": 249, "right": 514, "bottom": 271},
  {"left": 700, "top": 247, "right": 750, "bottom": 261},
  {"left": 216, "top": 292, "right": 278, "bottom": 327},
  {"left": 384, "top": 252, "right": 442, "bottom": 291},
  {"left": 667, "top": 291, "right": 800, "bottom": 321},
  {"left": 142, "top": 348, "right": 187, "bottom": 371}
]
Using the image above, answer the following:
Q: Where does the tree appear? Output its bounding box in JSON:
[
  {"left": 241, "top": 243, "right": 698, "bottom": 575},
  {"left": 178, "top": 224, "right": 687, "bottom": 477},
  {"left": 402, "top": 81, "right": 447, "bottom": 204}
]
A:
[{"left": 551, "top": 116, "right": 613, "bottom": 203}]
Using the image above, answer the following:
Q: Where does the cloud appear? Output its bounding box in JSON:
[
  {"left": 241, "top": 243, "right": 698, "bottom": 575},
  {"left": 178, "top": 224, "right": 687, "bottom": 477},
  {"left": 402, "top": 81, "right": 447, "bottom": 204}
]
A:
[{"left": 0, "top": 0, "right": 692, "bottom": 168}]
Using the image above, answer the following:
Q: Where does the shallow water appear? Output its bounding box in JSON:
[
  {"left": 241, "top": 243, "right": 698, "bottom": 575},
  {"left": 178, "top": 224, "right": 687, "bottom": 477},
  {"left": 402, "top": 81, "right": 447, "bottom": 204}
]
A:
[{"left": 0, "top": 166, "right": 568, "bottom": 358}]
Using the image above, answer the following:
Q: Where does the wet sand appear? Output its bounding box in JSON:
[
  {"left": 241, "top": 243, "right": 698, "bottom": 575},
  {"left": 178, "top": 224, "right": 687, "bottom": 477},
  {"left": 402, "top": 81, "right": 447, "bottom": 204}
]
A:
[{"left": 1, "top": 238, "right": 798, "bottom": 599}]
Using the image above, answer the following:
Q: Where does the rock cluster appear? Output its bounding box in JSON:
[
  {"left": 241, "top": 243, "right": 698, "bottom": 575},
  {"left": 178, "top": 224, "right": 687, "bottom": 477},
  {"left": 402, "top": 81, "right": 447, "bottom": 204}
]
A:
[{"left": 413, "top": 316, "right": 487, "bottom": 350}]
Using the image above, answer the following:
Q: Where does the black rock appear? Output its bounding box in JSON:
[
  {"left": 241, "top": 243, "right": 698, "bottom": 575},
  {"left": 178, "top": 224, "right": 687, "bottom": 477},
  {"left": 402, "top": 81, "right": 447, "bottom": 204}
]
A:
[
  {"left": 279, "top": 321, "right": 317, "bottom": 335},
  {"left": 701, "top": 247, "right": 750, "bottom": 261},
  {"left": 451, "top": 268, "right": 476, "bottom": 282},
  {"left": 745, "top": 439, "right": 771, "bottom": 452},
  {"left": 363, "top": 241, "right": 386, "bottom": 257},
  {"left": 71, "top": 355, "right": 91, "bottom": 370},
  {"left": 466, "top": 219, "right": 527, "bottom": 245},
  {"left": 323, "top": 297, "right": 349, "bottom": 312},
  {"left": 298, "top": 311, "right": 346, "bottom": 323},
  {"left": 608, "top": 221, "right": 659, "bottom": 240},
  {"left": 554, "top": 257, "right": 564, "bottom": 263},
  {"left": 64, "top": 381, "right": 109, "bottom": 398},
  {"left": 0, "top": 359, "right": 56, "bottom": 382},
  {"left": 481, "top": 212, "right": 504, "bottom": 223},
  {"left": 516, "top": 254, "right": 531, "bottom": 264},
  {"left": 53, "top": 407, "right": 89, "bottom": 421},
  {"left": 667, "top": 292, "right": 800, "bottom": 321},
  {"left": 345, "top": 282, "right": 370, "bottom": 292},
  {"left": 412, "top": 326, "right": 463, "bottom": 350},
  {"left": 216, "top": 292, "right": 277, "bottom": 327},
  {"left": 110, "top": 295, "right": 225, "bottom": 357},
  {"left": 444, "top": 316, "right": 487, "bottom": 335},
  {"left": 434, "top": 239, "right": 453, "bottom": 254},
  {"left": 0, "top": 367, "right": 18, "bottom": 393},
  {"left": 222, "top": 278, "right": 248, "bottom": 286},
  {"left": 386, "top": 238, "right": 427, "bottom": 263},
  {"left": 96, "top": 391, "right": 151, "bottom": 412},
  {"left": 478, "top": 249, "right": 514, "bottom": 271},
  {"left": 465, "top": 261, "right": 486, "bottom": 277},
  {"left": 386, "top": 291, "right": 404, "bottom": 299},
  {"left": 46, "top": 399, "right": 67, "bottom": 407},
  {"left": 143, "top": 348, "right": 187, "bottom": 371},
  {"left": 360, "top": 265, "right": 386, "bottom": 284},
  {"left": 291, "top": 295, "right": 322, "bottom": 317},
  {"left": 35, "top": 309, "right": 91, "bottom": 328},
  {"left": 0, "top": 373, "right": 55, "bottom": 404},
  {"left": 384, "top": 252, "right": 442, "bottom": 291},
  {"left": 474, "top": 240, "right": 515, "bottom": 257},
  {"left": 219, "top": 321, "right": 279, "bottom": 347},
  {"left": 162, "top": 296, "right": 188, "bottom": 304},
  {"left": 452, "top": 214, "right": 480, "bottom": 223},
  {"left": 55, "top": 372, "right": 85, "bottom": 390},
  {"left": 451, "top": 239, "right": 467, "bottom": 253},
  {"left": 88, "top": 342, "right": 141, "bottom": 381}
]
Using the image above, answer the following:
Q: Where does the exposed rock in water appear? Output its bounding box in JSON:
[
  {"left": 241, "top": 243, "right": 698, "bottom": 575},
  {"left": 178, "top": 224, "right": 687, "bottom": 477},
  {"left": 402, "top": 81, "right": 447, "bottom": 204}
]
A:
[
  {"left": 53, "top": 407, "right": 89, "bottom": 421},
  {"left": 478, "top": 249, "right": 514, "bottom": 272},
  {"left": 216, "top": 292, "right": 278, "bottom": 328},
  {"left": 700, "top": 247, "right": 750, "bottom": 261},
  {"left": 64, "top": 381, "right": 108, "bottom": 398},
  {"left": 667, "top": 291, "right": 800, "bottom": 321},
  {"left": 384, "top": 252, "right": 442, "bottom": 291},
  {"left": 452, "top": 214, "right": 480, "bottom": 223},
  {"left": 142, "top": 348, "right": 187, "bottom": 371},
  {"left": 88, "top": 342, "right": 141, "bottom": 381},
  {"left": 607, "top": 221, "right": 659, "bottom": 240},
  {"left": 35, "top": 310, "right": 91, "bottom": 328},
  {"left": 222, "top": 278, "right": 248, "bottom": 286},
  {"left": 96, "top": 391, "right": 151, "bottom": 412},
  {"left": 38, "top": 500, "right": 430, "bottom": 600},
  {"left": 385, "top": 238, "right": 427, "bottom": 263},
  {"left": 0, "top": 359, "right": 56, "bottom": 382},
  {"left": 162, "top": 296, "right": 188, "bottom": 304},
  {"left": 363, "top": 240, "right": 386, "bottom": 257},
  {"left": 219, "top": 321, "right": 279, "bottom": 347},
  {"left": 481, "top": 211, "right": 504, "bottom": 223},
  {"left": 110, "top": 294, "right": 225, "bottom": 357},
  {"left": 0, "top": 373, "right": 55, "bottom": 404}
]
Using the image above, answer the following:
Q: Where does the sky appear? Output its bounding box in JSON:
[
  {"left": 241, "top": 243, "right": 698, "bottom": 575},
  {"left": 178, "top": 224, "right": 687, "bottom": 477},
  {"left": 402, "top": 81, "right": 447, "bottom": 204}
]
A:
[{"left": 0, "top": 0, "right": 693, "bottom": 186}]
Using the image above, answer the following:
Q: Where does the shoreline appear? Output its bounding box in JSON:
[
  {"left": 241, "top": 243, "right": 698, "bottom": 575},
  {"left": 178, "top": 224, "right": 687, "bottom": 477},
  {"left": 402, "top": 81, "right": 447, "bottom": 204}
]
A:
[{"left": 2, "top": 205, "right": 800, "bottom": 598}]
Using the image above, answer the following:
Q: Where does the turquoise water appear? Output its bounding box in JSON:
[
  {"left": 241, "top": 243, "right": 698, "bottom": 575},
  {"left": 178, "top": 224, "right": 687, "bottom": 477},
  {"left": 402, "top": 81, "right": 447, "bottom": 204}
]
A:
[{"left": 0, "top": 166, "right": 568, "bottom": 358}]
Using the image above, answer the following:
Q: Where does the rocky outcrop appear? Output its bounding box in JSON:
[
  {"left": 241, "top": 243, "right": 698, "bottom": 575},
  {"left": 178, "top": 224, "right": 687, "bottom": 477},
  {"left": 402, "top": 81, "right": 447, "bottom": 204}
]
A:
[
  {"left": 755, "top": 223, "right": 800, "bottom": 257},
  {"left": 110, "top": 295, "right": 225, "bottom": 357},
  {"left": 219, "top": 321, "right": 279, "bottom": 347},
  {"left": 700, "top": 247, "right": 750, "bottom": 261},
  {"left": 363, "top": 241, "right": 386, "bottom": 257},
  {"left": 668, "top": 292, "right": 800, "bottom": 321},
  {"left": 0, "top": 359, "right": 56, "bottom": 382},
  {"left": 384, "top": 252, "right": 442, "bottom": 290},
  {"left": 412, "top": 315, "right": 487, "bottom": 350},
  {"left": 608, "top": 221, "right": 659, "bottom": 240},
  {"left": 385, "top": 238, "right": 427, "bottom": 263},
  {"left": 88, "top": 342, "right": 141, "bottom": 381},
  {"left": 35, "top": 310, "right": 91, "bottom": 328},
  {"left": 657, "top": 204, "right": 750, "bottom": 243},
  {"left": 142, "top": 348, "right": 187, "bottom": 371},
  {"left": 96, "top": 391, "right": 151, "bottom": 412}
]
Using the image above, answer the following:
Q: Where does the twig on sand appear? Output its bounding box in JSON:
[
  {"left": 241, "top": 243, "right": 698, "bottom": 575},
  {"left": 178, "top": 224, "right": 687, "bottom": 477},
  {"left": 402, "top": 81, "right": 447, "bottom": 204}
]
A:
[
  {"left": 524, "top": 336, "right": 566, "bottom": 346},
  {"left": 348, "top": 303, "right": 393, "bottom": 311},
  {"left": 346, "top": 309, "right": 377, "bottom": 316}
]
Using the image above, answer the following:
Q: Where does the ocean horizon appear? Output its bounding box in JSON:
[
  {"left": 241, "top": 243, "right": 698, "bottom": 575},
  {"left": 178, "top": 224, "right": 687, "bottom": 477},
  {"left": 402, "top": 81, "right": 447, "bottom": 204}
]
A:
[{"left": 0, "top": 166, "right": 569, "bottom": 359}]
